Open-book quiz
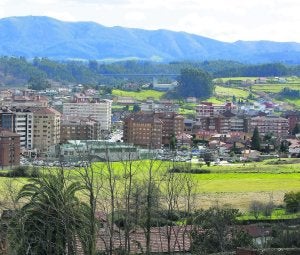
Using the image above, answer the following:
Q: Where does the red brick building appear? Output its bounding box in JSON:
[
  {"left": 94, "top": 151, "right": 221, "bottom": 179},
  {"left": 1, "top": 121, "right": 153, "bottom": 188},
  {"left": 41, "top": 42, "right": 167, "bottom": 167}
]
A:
[
  {"left": 60, "top": 116, "right": 101, "bottom": 142},
  {"left": 123, "top": 112, "right": 184, "bottom": 149},
  {"left": 0, "top": 129, "right": 21, "bottom": 167}
]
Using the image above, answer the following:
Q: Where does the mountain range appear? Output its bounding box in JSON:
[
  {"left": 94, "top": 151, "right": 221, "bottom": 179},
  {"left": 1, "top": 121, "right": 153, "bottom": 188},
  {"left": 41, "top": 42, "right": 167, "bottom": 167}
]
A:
[{"left": 0, "top": 16, "right": 300, "bottom": 63}]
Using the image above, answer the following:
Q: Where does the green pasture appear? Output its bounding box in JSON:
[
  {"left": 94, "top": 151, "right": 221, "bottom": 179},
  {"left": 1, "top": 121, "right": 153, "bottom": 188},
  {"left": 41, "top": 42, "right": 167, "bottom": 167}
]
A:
[
  {"left": 239, "top": 208, "right": 300, "bottom": 221},
  {"left": 190, "top": 172, "right": 300, "bottom": 193},
  {"left": 203, "top": 96, "right": 225, "bottom": 104},
  {"left": 281, "top": 98, "right": 300, "bottom": 108},
  {"left": 214, "top": 85, "right": 249, "bottom": 99},
  {"left": 252, "top": 84, "right": 300, "bottom": 93},
  {"left": 112, "top": 89, "right": 165, "bottom": 101},
  {"left": 215, "top": 77, "right": 257, "bottom": 82},
  {"left": 1, "top": 160, "right": 300, "bottom": 210}
]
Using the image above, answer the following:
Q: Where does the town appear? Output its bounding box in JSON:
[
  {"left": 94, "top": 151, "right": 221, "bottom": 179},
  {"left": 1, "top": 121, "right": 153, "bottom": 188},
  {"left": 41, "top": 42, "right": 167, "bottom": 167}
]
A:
[
  {"left": 0, "top": 4, "right": 300, "bottom": 254},
  {"left": 0, "top": 77, "right": 299, "bottom": 167}
]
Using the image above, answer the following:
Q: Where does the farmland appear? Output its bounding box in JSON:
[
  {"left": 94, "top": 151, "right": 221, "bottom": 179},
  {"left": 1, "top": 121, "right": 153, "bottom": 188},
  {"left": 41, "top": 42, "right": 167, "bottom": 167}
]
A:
[
  {"left": 214, "top": 85, "right": 249, "bottom": 99},
  {"left": 1, "top": 159, "right": 300, "bottom": 212},
  {"left": 112, "top": 89, "right": 165, "bottom": 101}
]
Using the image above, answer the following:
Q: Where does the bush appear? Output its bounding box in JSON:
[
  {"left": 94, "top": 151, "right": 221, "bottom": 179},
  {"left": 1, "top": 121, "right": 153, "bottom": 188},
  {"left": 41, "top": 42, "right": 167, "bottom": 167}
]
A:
[
  {"left": 7, "top": 166, "right": 30, "bottom": 177},
  {"left": 284, "top": 192, "right": 300, "bottom": 213},
  {"left": 30, "top": 167, "right": 40, "bottom": 178},
  {"left": 169, "top": 168, "right": 210, "bottom": 174}
]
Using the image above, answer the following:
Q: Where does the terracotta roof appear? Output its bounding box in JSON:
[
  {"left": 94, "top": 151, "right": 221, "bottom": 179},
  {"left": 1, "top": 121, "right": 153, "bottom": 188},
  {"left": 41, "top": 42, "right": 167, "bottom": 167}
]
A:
[
  {"left": 28, "top": 107, "right": 61, "bottom": 115},
  {"left": 76, "top": 225, "right": 193, "bottom": 254}
]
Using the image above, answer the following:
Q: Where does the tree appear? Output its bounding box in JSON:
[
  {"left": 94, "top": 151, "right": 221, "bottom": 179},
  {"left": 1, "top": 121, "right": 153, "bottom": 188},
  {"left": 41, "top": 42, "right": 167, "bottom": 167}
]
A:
[
  {"left": 28, "top": 74, "right": 51, "bottom": 90},
  {"left": 284, "top": 191, "right": 300, "bottom": 213},
  {"left": 249, "top": 200, "right": 264, "bottom": 220},
  {"left": 177, "top": 68, "right": 213, "bottom": 98},
  {"left": 191, "top": 207, "right": 252, "bottom": 254},
  {"left": 132, "top": 104, "right": 141, "bottom": 112},
  {"left": 8, "top": 169, "right": 88, "bottom": 255},
  {"left": 292, "top": 123, "right": 300, "bottom": 135},
  {"left": 169, "top": 134, "right": 177, "bottom": 151},
  {"left": 251, "top": 126, "right": 261, "bottom": 151}
]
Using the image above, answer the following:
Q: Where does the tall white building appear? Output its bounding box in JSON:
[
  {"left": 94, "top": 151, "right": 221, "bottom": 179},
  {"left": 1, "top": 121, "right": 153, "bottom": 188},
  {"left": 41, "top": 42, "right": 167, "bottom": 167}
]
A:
[
  {"left": 63, "top": 99, "right": 112, "bottom": 131},
  {"left": 14, "top": 110, "right": 34, "bottom": 150},
  {"left": 0, "top": 107, "right": 34, "bottom": 150}
]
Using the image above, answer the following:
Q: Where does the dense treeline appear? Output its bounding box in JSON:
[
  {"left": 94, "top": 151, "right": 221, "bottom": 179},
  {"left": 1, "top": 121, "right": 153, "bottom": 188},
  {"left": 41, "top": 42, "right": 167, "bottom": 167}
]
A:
[
  {"left": 0, "top": 57, "right": 299, "bottom": 88},
  {"left": 279, "top": 87, "right": 300, "bottom": 98}
]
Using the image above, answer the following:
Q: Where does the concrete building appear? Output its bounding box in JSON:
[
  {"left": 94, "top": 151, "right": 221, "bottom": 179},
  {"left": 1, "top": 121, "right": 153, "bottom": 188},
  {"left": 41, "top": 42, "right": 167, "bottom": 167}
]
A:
[
  {"left": 0, "top": 129, "right": 20, "bottom": 167},
  {"left": 0, "top": 107, "right": 34, "bottom": 150},
  {"left": 63, "top": 99, "right": 112, "bottom": 131},
  {"left": 195, "top": 111, "right": 249, "bottom": 134},
  {"left": 29, "top": 107, "right": 61, "bottom": 153},
  {"left": 140, "top": 100, "right": 179, "bottom": 113},
  {"left": 196, "top": 102, "right": 236, "bottom": 119},
  {"left": 250, "top": 116, "right": 289, "bottom": 137},
  {"left": 60, "top": 116, "right": 101, "bottom": 142},
  {"left": 49, "top": 140, "right": 140, "bottom": 162}
]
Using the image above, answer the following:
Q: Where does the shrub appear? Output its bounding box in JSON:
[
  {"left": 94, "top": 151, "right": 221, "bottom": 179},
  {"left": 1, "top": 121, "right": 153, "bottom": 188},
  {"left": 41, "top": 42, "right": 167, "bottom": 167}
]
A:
[
  {"left": 168, "top": 168, "right": 210, "bottom": 174},
  {"left": 284, "top": 192, "right": 300, "bottom": 213},
  {"left": 7, "top": 166, "right": 30, "bottom": 177}
]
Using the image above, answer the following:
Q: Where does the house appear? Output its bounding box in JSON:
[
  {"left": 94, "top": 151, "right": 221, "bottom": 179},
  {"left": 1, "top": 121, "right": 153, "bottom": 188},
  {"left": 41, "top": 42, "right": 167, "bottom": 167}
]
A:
[
  {"left": 286, "top": 138, "right": 300, "bottom": 156},
  {"left": 176, "top": 133, "right": 192, "bottom": 147},
  {"left": 241, "top": 149, "right": 261, "bottom": 161}
]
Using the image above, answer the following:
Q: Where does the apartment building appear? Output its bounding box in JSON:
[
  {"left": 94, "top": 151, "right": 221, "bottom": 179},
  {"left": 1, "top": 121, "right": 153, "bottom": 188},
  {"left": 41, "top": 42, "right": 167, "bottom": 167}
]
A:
[
  {"left": 283, "top": 111, "right": 300, "bottom": 133},
  {"left": 60, "top": 116, "right": 101, "bottom": 142},
  {"left": 0, "top": 128, "right": 20, "bottom": 167},
  {"left": 123, "top": 113, "right": 163, "bottom": 148},
  {"left": 123, "top": 112, "right": 184, "bottom": 149},
  {"left": 0, "top": 107, "right": 34, "bottom": 150},
  {"left": 196, "top": 102, "right": 236, "bottom": 119},
  {"left": 63, "top": 99, "right": 112, "bottom": 131},
  {"left": 250, "top": 116, "right": 289, "bottom": 137},
  {"left": 29, "top": 107, "right": 61, "bottom": 153},
  {"left": 195, "top": 111, "right": 249, "bottom": 134},
  {"left": 154, "top": 112, "right": 184, "bottom": 145}
]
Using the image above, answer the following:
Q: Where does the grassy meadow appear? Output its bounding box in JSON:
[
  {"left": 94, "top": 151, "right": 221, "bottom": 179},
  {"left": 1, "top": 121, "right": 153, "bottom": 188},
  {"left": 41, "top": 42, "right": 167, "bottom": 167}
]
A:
[
  {"left": 112, "top": 89, "right": 165, "bottom": 101},
  {"left": 214, "top": 85, "right": 249, "bottom": 99},
  {"left": 1, "top": 159, "right": 300, "bottom": 212}
]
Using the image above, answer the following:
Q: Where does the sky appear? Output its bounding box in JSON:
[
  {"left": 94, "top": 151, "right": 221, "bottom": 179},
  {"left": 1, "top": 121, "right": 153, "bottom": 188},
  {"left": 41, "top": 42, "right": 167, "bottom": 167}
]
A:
[{"left": 0, "top": 0, "right": 299, "bottom": 42}]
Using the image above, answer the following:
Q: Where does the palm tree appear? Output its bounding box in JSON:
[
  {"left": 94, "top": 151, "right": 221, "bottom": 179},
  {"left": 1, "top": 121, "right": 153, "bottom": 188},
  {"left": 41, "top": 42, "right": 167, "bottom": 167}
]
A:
[{"left": 9, "top": 170, "right": 88, "bottom": 255}]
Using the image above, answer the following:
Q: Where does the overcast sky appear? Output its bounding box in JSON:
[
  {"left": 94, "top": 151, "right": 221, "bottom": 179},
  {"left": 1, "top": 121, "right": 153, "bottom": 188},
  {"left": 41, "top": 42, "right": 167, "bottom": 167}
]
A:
[{"left": 0, "top": 0, "right": 299, "bottom": 42}]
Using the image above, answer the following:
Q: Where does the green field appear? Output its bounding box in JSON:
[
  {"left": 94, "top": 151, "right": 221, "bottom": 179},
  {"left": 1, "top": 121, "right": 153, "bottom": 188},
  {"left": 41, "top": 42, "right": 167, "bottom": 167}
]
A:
[
  {"left": 1, "top": 160, "right": 300, "bottom": 211},
  {"left": 215, "top": 77, "right": 257, "bottom": 82},
  {"left": 214, "top": 85, "right": 249, "bottom": 99},
  {"left": 252, "top": 84, "right": 300, "bottom": 93},
  {"left": 282, "top": 98, "right": 300, "bottom": 108},
  {"left": 112, "top": 89, "right": 165, "bottom": 101}
]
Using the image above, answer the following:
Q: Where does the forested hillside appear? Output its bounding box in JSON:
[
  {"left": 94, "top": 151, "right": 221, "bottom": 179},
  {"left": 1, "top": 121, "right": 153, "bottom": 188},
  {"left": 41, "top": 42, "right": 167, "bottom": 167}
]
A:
[{"left": 0, "top": 57, "right": 299, "bottom": 87}]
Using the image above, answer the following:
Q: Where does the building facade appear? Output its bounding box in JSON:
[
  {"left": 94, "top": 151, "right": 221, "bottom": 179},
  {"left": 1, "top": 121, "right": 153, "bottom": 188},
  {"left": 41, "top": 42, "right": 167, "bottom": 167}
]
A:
[
  {"left": 30, "top": 107, "right": 61, "bottom": 153},
  {"left": 0, "top": 129, "right": 20, "bottom": 167},
  {"left": 63, "top": 99, "right": 112, "bottom": 131},
  {"left": 196, "top": 102, "right": 236, "bottom": 119},
  {"left": 0, "top": 107, "right": 34, "bottom": 150},
  {"left": 60, "top": 116, "right": 101, "bottom": 142},
  {"left": 250, "top": 116, "right": 289, "bottom": 137},
  {"left": 123, "top": 113, "right": 163, "bottom": 149},
  {"left": 123, "top": 112, "right": 184, "bottom": 149}
]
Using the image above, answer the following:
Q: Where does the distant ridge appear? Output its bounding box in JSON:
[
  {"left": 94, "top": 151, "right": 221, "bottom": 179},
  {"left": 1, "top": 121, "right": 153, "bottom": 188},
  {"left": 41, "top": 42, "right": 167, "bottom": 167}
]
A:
[{"left": 0, "top": 16, "right": 300, "bottom": 63}]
